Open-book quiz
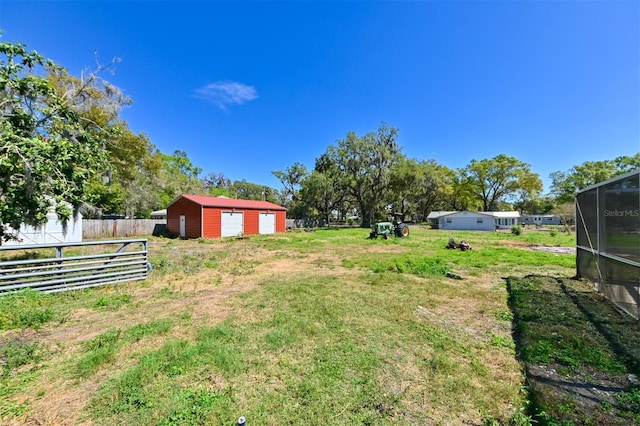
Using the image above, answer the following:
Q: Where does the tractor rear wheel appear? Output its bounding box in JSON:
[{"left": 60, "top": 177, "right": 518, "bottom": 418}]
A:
[{"left": 397, "top": 224, "right": 410, "bottom": 237}]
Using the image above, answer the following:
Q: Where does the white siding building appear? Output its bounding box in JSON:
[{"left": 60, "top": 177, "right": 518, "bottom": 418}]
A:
[
  {"left": 2, "top": 208, "right": 82, "bottom": 246},
  {"left": 520, "top": 214, "right": 561, "bottom": 226},
  {"left": 427, "top": 211, "right": 520, "bottom": 231}
]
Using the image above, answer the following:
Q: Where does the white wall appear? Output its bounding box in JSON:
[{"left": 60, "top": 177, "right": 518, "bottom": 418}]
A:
[
  {"left": 3, "top": 211, "right": 82, "bottom": 246},
  {"left": 440, "top": 212, "right": 495, "bottom": 231}
]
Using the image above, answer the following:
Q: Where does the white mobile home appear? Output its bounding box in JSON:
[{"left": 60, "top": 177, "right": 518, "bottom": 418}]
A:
[
  {"left": 427, "top": 211, "right": 520, "bottom": 231},
  {"left": 520, "top": 214, "right": 561, "bottom": 226}
]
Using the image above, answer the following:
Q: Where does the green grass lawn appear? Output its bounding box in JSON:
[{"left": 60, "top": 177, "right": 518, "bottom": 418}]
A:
[{"left": 1, "top": 226, "right": 636, "bottom": 425}]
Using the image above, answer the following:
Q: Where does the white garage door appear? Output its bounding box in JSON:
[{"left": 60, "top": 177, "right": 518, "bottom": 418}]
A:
[
  {"left": 221, "top": 212, "right": 244, "bottom": 237},
  {"left": 259, "top": 213, "right": 276, "bottom": 234}
]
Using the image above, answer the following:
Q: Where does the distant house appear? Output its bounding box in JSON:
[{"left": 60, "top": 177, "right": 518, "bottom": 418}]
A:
[
  {"left": 427, "top": 211, "right": 520, "bottom": 231},
  {"left": 150, "top": 209, "right": 167, "bottom": 219},
  {"left": 2, "top": 205, "right": 82, "bottom": 246},
  {"left": 520, "top": 214, "right": 561, "bottom": 226},
  {"left": 166, "top": 194, "right": 287, "bottom": 239}
]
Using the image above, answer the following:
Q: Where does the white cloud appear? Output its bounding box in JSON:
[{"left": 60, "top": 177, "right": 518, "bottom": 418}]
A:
[{"left": 194, "top": 81, "right": 258, "bottom": 109}]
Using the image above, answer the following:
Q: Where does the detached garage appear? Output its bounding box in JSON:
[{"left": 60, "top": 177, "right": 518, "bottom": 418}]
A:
[{"left": 166, "top": 194, "right": 286, "bottom": 239}]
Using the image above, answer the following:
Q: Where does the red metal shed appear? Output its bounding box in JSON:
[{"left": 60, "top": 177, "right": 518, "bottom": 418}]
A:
[{"left": 166, "top": 194, "right": 287, "bottom": 239}]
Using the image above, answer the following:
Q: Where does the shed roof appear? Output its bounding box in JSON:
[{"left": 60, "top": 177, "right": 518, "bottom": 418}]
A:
[{"left": 168, "top": 194, "right": 287, "bottom": 211}]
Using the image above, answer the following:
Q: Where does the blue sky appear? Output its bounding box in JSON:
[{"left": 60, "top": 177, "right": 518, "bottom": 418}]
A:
[{"left": 1, "top": 1, "right": 638, "bottom": 193}]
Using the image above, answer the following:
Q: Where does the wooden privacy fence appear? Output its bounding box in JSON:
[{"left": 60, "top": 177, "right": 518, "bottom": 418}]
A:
[
  {"left": 83, "top": 219, "right": 166, "bottom": 239},
  {"left": 0, "top": 239, "right": 149, "bottom": 295}
]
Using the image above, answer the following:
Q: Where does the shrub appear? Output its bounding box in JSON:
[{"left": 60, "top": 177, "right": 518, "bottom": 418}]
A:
[{"left": 511, "top": 225, "right": 522, "bottom": 236}]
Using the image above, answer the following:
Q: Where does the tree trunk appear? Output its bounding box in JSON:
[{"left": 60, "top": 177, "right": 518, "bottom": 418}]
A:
[{"left": 361, "top": 209, "right": 373, "bottom": 228}]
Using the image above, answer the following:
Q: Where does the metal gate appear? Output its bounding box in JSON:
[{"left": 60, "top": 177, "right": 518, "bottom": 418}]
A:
[{"left": 0, "top": 239, "right": 149, "bottom": 295}]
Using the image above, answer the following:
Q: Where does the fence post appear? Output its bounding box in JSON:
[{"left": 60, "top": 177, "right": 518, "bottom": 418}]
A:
[{"left": 55, "top": 246, "right": 63, "bottom": 272}]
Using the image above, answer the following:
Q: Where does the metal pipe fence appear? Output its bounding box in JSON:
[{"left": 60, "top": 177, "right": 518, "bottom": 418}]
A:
[{"left": 0, "top": 239, "right": 149, "bottom": 295}]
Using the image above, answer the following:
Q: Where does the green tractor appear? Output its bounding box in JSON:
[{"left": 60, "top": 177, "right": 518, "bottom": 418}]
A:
[{"left": 369, "top": 214, "right": 410, "bottom": 239}]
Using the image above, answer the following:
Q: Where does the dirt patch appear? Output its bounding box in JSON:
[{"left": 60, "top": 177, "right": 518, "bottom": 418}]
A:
[
  {"left": 496, "top": 239, "right": 531, "bottom": 248},
  {"left": 529, "top": 246, "right": 575, "bottom": 254},
  {"left": 497, "top": 240, "right": 575, "bottom": 254}
]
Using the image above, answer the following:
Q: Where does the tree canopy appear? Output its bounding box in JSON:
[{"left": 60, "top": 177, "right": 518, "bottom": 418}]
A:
[
  {"left": 330, "top": 123, "right": 403, "bottom": 227},
  {"left": 284, "top": 127, "right": 558, "bottom": 225},
  {"left": 0, "top": 41, "right": 111, "bottom": 240},
  {"left": 298, "top": 153, "right": 349, "bottom": 225},
  {"left": 272, "top": 162, "right": 308, "bottom": 217},
  {"left": 549, "top": 154, "right": 640, "bottom": 204},
  {"left": 389, "top": 158, "right": 455, "bottom": 221},
  {"left": 458, "top": 154, "right": 543, "bottom": 212}
]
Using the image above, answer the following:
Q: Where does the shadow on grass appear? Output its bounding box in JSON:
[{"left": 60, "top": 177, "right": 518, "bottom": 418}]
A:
[
  {"left": 0, "top": 250, "right": 50, "bottom": 262},
  {"left": 505, "top": 274, "right": 640, "bottom": 425}
]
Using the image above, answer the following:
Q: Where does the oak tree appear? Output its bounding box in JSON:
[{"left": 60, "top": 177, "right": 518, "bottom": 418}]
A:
[
  {"left": 298, "top": 153, "right": 348, "bottom": 224},
  {"left": 458, "top": 154, "right": 542, "bottom": 211},
  {"left": 331, "top": 123, "right": 403, "bottom": 227}
]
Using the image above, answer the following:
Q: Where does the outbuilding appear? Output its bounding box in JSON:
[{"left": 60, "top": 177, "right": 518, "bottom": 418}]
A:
[
  {"left": 166, "top": 194, "right": 287, "bottom": 239},
  {"left": 427, "top": 211, "right": 520, "bottom": 231},
  {"left": 2, "top": 202, "right": 82, "bottom": 246},
  {"left": 520, "top": 214, "right": 561, "bottom": 226},
  {"left": 150, "top": 209, "right": 167, "bottom": 219}
]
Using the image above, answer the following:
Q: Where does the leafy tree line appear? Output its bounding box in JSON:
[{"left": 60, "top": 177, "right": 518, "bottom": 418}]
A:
[
  {"left": 1, "top": 39, "right": 638, "bottom": 240},
  {"left": 273, "top": 126, "right": 639, "bottom": 227},
  {"left": 272, "top": 123, "right": 545, "bottom": 227},
  {"left": 548, "top": 155, "right": 640, "bottom": 204}
]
